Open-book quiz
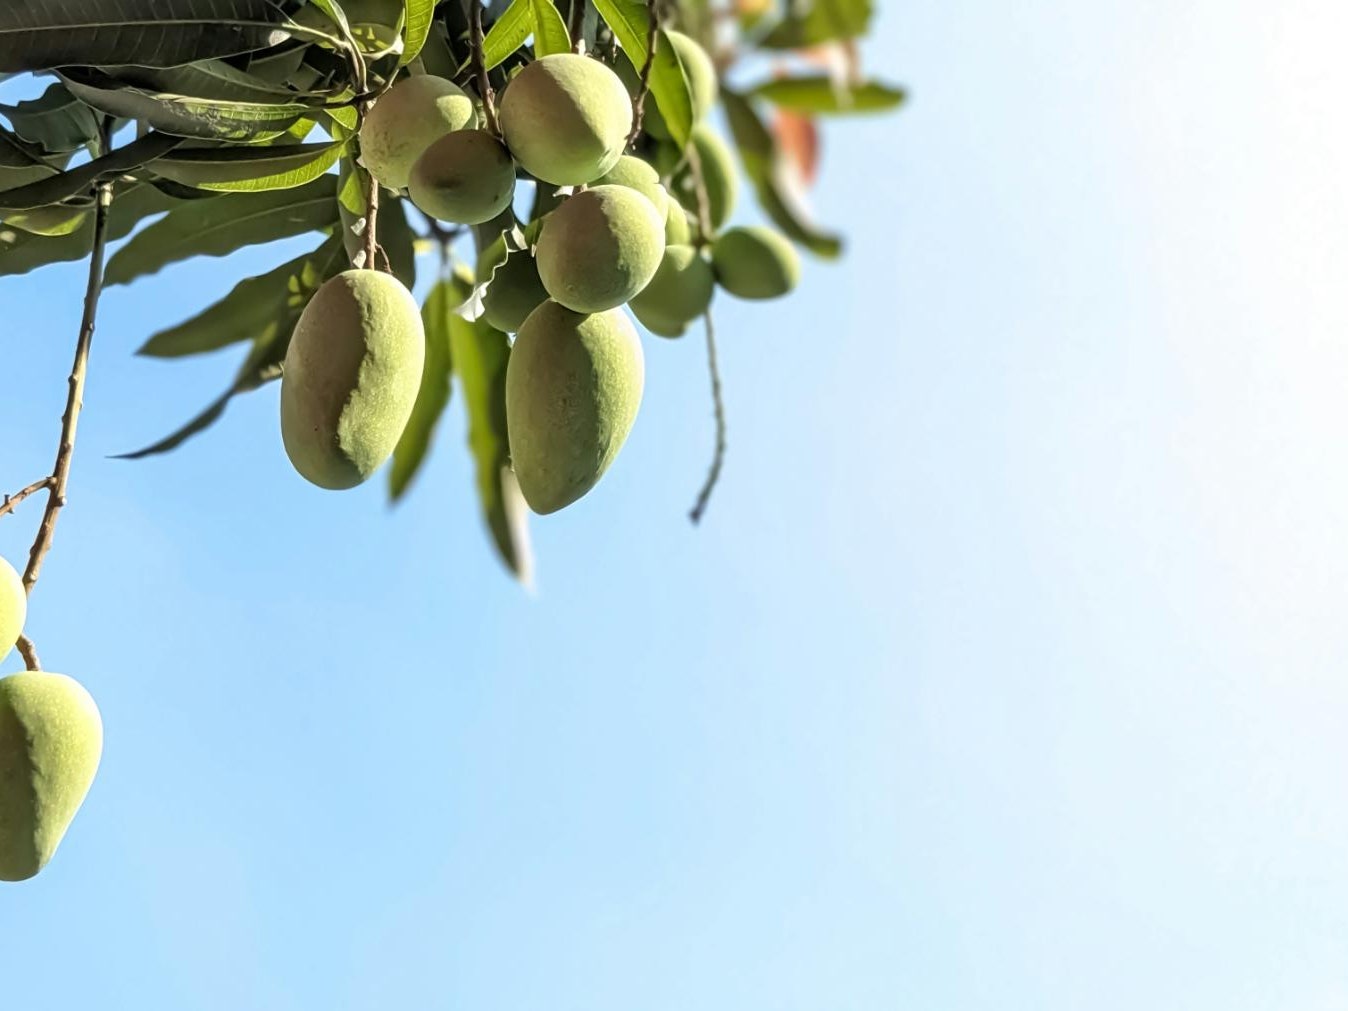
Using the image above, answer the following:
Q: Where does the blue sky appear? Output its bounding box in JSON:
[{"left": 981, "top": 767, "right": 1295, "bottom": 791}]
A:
[{"left": 5, "top": 1, "right": 1348, "bottom": 1008}]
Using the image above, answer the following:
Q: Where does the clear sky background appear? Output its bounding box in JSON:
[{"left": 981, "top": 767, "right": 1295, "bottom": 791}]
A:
[{"left": 5, "top": 1, "right": 1348, "bottom": 1008}]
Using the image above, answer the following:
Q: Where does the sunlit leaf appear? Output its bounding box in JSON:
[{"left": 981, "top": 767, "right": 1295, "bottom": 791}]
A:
[
  {"left": 400, "top": 0, "right": 437, "bottom": 65},
  {"left": 529, "top": 0, "right": 571, "bottom": 57},
  {"left": 759, "top": 0, "right": 871, "bottom": 49},
  {"left": 593, "top": 0, "right": 693, "bottom": 146},
  {"left": 480, "top": 0, "right": 532, "bottom": 72},
  {"left": 153, "top": 140, "right": 346, "bottom": 191},
  {"left": 750, "top": 75, "right": 905, "bottom": 114}
]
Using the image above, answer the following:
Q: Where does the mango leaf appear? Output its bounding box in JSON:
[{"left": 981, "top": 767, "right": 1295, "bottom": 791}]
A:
[
  {"left": 591, "top": 0, "right": 693, "bottom": 146},
  {"left": 749, "top": 76, "right": 905, "bottom": 114},
  {"left": 112, "top": 60, "right": 318, "bottom": 104},
  {"left": 0, "top": 180, "right": 184, "bottom": 277},
  {"left": 759, "top": 0, "right": 871, "bottom": 49},
  {"left": 529, "top": 0, "right": 571, "bottom": 57},
  {"left": 0, "top": 126, "right": 62, "bottom": 189},
  {"left": 449, "top": 266, "right": 532, "bottom": 581},
  {"left": 3, "top": 204, "right": 91, "bottom": 237},
  {"left": 480, "top": 0, "right": 532, "bottom": 72},
  {"left": 61, "top": 69, "right": 312, "bottom": 142},
  {"left": 389, "top": 276, "right": 457, "bottom": 500},
  {"left": 400, "top": 0, "right": 437, "bottom": 65},
  {"left": 0, "top": 131, "right": 183, "bottom": 211},
  {"left": 104, "top": 173, "right": 339, "bottom": 286},
  {"left": 153, "top": 140, "right": 346, "bottom": 191},
  {"left": 721, "top": 88, "right": 841, "bottom": 258},
  {"left": 137, "top": 234, "right": 346, "bottom": 357},
  {"left": 0, "top": 0, "right": 295, "bottom": 73},
  {"left": 337, "top": 156, "right": 416, "bottom": 287},
  {"left": 0, "top": 84, "right": 100, "bottom": 155}
]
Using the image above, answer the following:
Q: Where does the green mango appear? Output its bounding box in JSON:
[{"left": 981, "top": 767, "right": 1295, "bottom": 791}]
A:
[
  {"left": 499, "top": 54, "right": 632, "bottom": 186},
  {"left": 280, "top": 270, "right": 426, "bottom": 489},
  {"left": 595, "top": 155, "right": 668, "bottom": 217},
  {"left": 666, "top": 125, "right": 738, "bottom": 230},
  {"left": 506, "top": 302, "right": 644, "bottom": 514},
  {"left": 630, "top": 244, "right": 714, "bottom": 336},
  {"left": 712, "top": 226, "right": 801, "bottom": 299},
  {"left": 536, "top": 185, "right": 665, "bottom": 313},
  {"left": 477, "top": 237, "right": 549, "bottom": 333},
  {"left": 0, "top": 672, "right": 102, "bottom": 882},
  {"left": 409, "top": 130, "right": 516, "bottom": 225}
]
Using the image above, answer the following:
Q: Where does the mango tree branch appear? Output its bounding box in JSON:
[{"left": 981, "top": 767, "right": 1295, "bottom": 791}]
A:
[
  {"left": 16, "top": 120, "right": 115, "bottom": 669},
  {"left": 0, "top": 478, "right": 54, "bottom": 520},
  {"left": 628, "top": 0, "right": 661, "bottom": 145},
  {"left": 469, "top": 0, "right": 500, "bottom": 136}
]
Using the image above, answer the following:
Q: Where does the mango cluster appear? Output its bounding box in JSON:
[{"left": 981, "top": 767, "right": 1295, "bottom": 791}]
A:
[
  {"left": 286, "top": 39, "right": 802, "bottom": 515},
  {"left": 0, "top": 556, "right": 103, "bottom": 882}
]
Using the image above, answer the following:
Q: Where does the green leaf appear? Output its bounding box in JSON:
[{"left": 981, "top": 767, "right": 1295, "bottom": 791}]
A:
[
  {"left": 337, "top": 156, "right": 416, "bottom": 287},
  {"left": 0, "top": 131, "right": 183, "bottom": 211},
  {"left": 114, "top": 60, "right": 319, "bottom": 104},
  {"left": 0, "top": 126, "right": 62, "bottom": 189},
  {"left": 61, "top": 68, "right": 312, "bottom": 142},
  {"left": 389, "top": 277, "right": 456, "bottom": 500},
  {"left": 480, "top": 0, "right": 532, "bottom": 72},
  {"left": 592, "top": 0, "right": 692, "bottom": 146},
  {"left": 0, "top": 0, "right": 295, "bottom": 72},
  {"left": 0, "top": 84, "right": 100, "bottom": 155},
  {"left": 103, "top": 174, "right": 340, "bottom": 286},
  {"left": 137, "top": 234, "right": 346, "bottom": 357},
  {"left": 0, "top": 180, "right": 185, "bottom": 277},
  {"left": 721, "top": 89, "right": 842, "bottom": 258},
  {"left": 400, "top": 0, "right": 437, "bottom": 64},
  {"left": 153, "top": 140, "right": 346, "bottom": 191},
  {"left": 529, "top": 0, "right": 571, "bottom": 57},
  {"left": 449, "top": 266, "right": 532, "bottom": 581},
  {"left": 749, "top": 76, "right": 905, "bottom": 114},
  {"left": 759, "top": 0, "right": 872, "bottom": 49}
]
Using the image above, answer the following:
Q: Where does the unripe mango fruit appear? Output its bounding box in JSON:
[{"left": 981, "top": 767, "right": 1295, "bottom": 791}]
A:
[
  {"left": 0, "top": 672, "right": 102, "bottom": 882},
  {"left": 506, "top": 302, "right": 644, "bottom": 514},
  {"left": 630, "top": 245, "right": 714, "bottom": 336},
  {"left": 477, "top": 237, "right": 549, "bottom": 333},
  {"left": 667, "top": 125, "right": 738, "bottom": 230},
  {"left": 281, "top": 270, "right": 426, "bottom": 489},
  {"left": 409, "top": 130, "right": 516, "bottom": 225},
  {"left": 711, "top": 226, "right": 801, "bottom": 299},
  {"left": 664, "top": 200, "right": 693, "bottom": 245},
  {"left": 536, "top": 185, "right": 665, "bottom": 313},
  {"left": 596, "top": 156, "right": 668, "bottom": 217},
  {"left": 359, "top": 75, "right": 477, "bottom": 191},
  {"left": 500, "top": 54, "right": 632, "bottom": 186},
  {"left": 0, "top": 557, "right": 24, "bottom": 662}
]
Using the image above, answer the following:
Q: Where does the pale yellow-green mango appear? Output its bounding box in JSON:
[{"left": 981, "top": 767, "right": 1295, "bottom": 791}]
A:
[
  {"left": 596, "top": 155, "right": 667, "bottom": 217},
  {"left": 499, "top": 54, "right": 632, "bottom": 186},
  {"left": 664, "top": 197, "right": 693, "bottom": 245},
  {"left": 629, "top": 302, "right": 689, "bottom": 339},
  {"left": 668, "top": 125, "right": 738, "bottom": 230},
  {"left": 359, "top": 75, "right": 477, "bottom": 190},
  {"left": 0, "top": 557, "right": 24, "bottom": 662},
  {"left": 536, "top": 185, "right": 664, "bottom": 313},
  {"left": 477, "top": 236, "right": 549, "bottom": 333},
  {"left": 712, "top": 226, "right": 801, "bottom": 299},
  {"left": 0, "top": 672, "right": 102, "bottom": 882},
  {"left": 281, "top": 270, "right": 426, "bottom": 489},
  {"left": 630, "top": 245, "right": 714, "bottom": 336},
  {"left": 506, "top": 302, "right": 644, "bottom": 514},
  {"left": 409, "top": 130, "right": 516, "bottom": 225}
]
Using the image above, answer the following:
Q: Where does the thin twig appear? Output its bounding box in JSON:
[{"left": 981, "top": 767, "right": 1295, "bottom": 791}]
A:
[
  {"left": 469, "top": 1, "right": 500, "bottom": 136},
  {"left": 18, "top": 120, "right": 116, "bottom": 668},
  {"left": 688, "top": 310, "right": 726, "bottom": 525},
  {"left": 0, "top": 478, "right": 53, "bottom": 520},
  {"left": 628, "top": 0, "right": 661, "bottom": 146},
  {"left": 683, "top": 137, "right": 715, "bottom": 247},
  {"left": 361, "top": 126, "right": 381, "bottom": 270},
  {"left": 568, "top": 0, "right": 586, "bottom": 53}
]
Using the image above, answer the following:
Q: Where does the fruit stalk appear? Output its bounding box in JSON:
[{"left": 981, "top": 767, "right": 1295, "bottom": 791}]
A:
[
  {"left": 627, "top": 0, "right": 662, "bottom": 146},
  {"left": 688, "top": 310, "right": 726, "bottom": 525},
  {"left": 17, "top": 120, "right": 115, "bottom": 669},
  {"left": 469, "top": 0, "right": 501, "bottom": 137}
]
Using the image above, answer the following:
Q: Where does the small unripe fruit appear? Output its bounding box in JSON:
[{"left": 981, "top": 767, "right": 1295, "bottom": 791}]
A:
[
  {"left": 409, "top": 130, "right": 516, "bottom": 225},
  {"left": 536, "top": 185, "right": 664, "bottom": 313},
  {"left": 596, "top": 155, "right": 667, "bottom": 217},
  {"left": 0, "top": 672, "right": 102, "bottom": 882},
  {"left": 359, "top": 75, "right": 477, "bottom": 191},
  {"left": 477, "top": 237, "right": 549, "bottom": 333},
  {"left": 281, "top": 270, "right": 426, "bottom": 489},
  {"left": 630, "top": 245, "right": 714, "bottom": 335},
  {"left": 0, "top": 557, "right": 24, "bottom": 661},
  {"left": 630, "top": 303, "right": 689, "bottom": 339},
  {"left": 664, "top": 199, "right": 693, "bottom": 245},
  {"left": 712, "top": 226, "right": 801, "bottom": 299},
  {"left": 500, "top": 54, "right": 632, "bottom": 185},
  {"left": 506, "top": 302, "right": 644, "bottom": 514},
  {"left": 668, "top": 125, "right": 738, "bottom": 229}
]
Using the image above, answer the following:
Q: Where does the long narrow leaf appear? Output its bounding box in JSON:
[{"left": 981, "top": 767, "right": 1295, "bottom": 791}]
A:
[
  {"left": 480, "top": 0, "right": 532, "bottom": 72},
  {"left": 529, "top": 0, "right": 571, "bottom": 57},
  {"left": 152, "top": 140, "right": 346, "bottom": 191},
  {"left": 390, "top": 278, "right": 457, "bottom": 500},
  {"left": 0, "top": 131, "right": 183, "bottom": 211}
]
